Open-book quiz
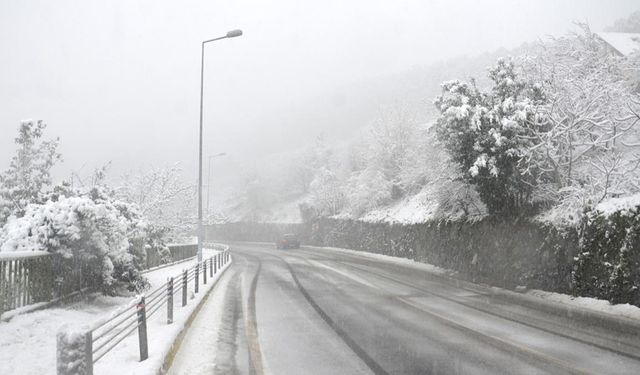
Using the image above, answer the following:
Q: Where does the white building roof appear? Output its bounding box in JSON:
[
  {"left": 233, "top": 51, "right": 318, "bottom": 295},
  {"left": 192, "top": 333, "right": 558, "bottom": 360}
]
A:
[{"left": 596, "top": 32, "right": 640, "bottom": 56}]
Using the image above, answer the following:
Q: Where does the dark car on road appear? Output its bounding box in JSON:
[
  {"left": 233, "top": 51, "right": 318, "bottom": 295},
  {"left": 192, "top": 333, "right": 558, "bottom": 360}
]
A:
[{"left": 276, "top": 233, "right": 301, "bottom": 249}]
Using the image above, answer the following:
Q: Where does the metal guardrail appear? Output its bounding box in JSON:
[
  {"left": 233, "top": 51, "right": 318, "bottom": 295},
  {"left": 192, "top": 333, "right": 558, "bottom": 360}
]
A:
[{"left": 56, "top": 245, "right": 231, "bottom": 375}]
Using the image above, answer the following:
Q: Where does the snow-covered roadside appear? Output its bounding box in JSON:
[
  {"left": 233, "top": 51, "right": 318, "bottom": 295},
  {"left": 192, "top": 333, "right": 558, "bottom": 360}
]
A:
[
  {"left": 526, "top": 289, "right": 640, "bottom": 321},
  {"left": 0, "top": 247, "right": 230, "bottom": 375},
  {"left": 314, "top": 245, "right": 640, "bottom": 322}
]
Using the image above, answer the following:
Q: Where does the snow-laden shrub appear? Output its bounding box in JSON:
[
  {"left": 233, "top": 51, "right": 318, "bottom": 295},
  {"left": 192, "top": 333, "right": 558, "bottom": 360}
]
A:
[
  {"left": 0, "top": 188, "right": 149, "bottom": 294},
  {"left": 572, "top": 196, "right": 640, "bottom": 305},
  {"left": 434, "top": 58, "right": 549, "bottom": 216},
  {"left": 145, "top": 224, "right": 172, "bottom": 264}
]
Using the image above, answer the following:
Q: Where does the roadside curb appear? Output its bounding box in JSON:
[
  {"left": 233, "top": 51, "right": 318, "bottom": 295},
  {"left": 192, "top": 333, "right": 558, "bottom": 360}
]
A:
[
  {"left": 314, "top": 245, "right": 640, "bottom": 335},
  {"left": 157, "top": 256, "right": 233, "bottom": 374},
  {"left": 410, "top": 264, "right": 640, "bottom": 334}
]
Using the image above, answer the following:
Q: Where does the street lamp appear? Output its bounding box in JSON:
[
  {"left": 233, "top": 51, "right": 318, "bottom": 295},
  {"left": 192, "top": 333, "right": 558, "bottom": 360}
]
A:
[
  {"left": 197, "top": 29, "right": 242, "bottom": 262},
  {"left": 206, "top": 152, "right": 227, "bottom": 219}
]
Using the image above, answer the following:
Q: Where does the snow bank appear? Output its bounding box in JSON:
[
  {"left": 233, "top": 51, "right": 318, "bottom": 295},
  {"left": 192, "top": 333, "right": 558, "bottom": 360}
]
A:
[{"left": 526, "top": 289, "right": 640, "bottom": 321}]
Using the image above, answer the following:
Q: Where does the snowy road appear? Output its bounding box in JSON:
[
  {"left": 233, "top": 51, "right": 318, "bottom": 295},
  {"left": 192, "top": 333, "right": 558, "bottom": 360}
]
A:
[{"left": 168, "top": 243, "right": 640, "bottom": 375}]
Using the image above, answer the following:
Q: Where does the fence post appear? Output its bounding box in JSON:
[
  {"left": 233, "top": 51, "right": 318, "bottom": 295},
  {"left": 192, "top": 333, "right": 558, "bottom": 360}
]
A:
[
  {"left": 167, "top": 277, "right": 173, "bottom": 324},
  {"left": 203, "top": 261, "right": 207, "bottom": 285},
  {"left": 214, "top": 254, "right": 217, "bottom": 274},
  {"left": 209, "top": 257, "right": 213, "bottom": 277},
  {"left": 56, "top": 327, "right": 92, "bottom": 375},
  {"left": 137, "top": 296, "right": 148, "bottom": 361},
  {"left": 182, "top": 270, "right": 187, "bottom": 307},
  {"left": 195, "top": 263, "right": 199, "bottom": 294}
]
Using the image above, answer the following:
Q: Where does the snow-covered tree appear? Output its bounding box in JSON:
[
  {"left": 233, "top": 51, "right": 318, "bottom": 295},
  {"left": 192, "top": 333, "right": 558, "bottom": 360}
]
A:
[
  {"left": 434, "top": 58, "right": 549, "bottom": 216},
  {"left": 302, "top": 135, "right": 347, "bottom": 217},
  {"left": 306, "top": 166, "right": 346, "bottom": 217},
  {"left": 0, "top": 120, "right": 61, "bottom": 224},
  {"left": 342, "top": 108, "right": 421, "bottom": 215},
  {"left": 520, "top": 25, "right": 640, "bottom": 224},
  {"left": 117, "top": 164, "right": 194, "bottom": 241},
  {"left": 605, "top": 10, "right": 640, "bottom": 33}
]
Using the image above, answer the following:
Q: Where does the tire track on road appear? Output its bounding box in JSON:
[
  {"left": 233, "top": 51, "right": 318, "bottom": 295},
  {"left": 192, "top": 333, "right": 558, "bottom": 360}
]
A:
[
  {"left": 258, "top": 249, "right": 389, "bottom": 375},
  {"left": 237, "top": 252, "right": 266, "bottom": 375}
]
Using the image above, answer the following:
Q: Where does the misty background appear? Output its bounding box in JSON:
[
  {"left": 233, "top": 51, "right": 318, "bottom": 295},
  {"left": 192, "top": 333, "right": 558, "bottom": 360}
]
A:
[{"left": 1, "top": 0, "right": 639, "bottom": 208}]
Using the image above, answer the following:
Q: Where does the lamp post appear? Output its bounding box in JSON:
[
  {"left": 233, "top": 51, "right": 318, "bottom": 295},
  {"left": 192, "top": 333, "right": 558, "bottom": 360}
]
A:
[
  {"left": 198, "top": 29, "right": 242, "bottom": 262},
  {"left": 206, "top": 152, "right": 227, "bottom": 219}
]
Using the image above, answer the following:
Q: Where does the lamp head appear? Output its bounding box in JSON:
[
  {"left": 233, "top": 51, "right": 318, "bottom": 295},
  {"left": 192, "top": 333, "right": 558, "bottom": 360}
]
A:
[{"left": 226, "top": 29, "right": 243, "bottom": 38}]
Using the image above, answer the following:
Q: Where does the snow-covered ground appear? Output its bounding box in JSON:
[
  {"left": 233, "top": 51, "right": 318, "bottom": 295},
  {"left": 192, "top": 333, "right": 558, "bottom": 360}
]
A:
[
  {"left": 0, "top": 247, "right": 230, "bottom": 375},
  {"left": 526, "top": 289, "right": 640, "bottom": 321},
  {"left": 359, "top": 185, "right": 440, "bottom": 224}
]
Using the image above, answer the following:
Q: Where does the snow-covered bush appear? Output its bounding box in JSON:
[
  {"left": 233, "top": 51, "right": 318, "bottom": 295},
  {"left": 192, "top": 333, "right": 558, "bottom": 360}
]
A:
[
  {"left": 572, "top": 195, "right": 640, "bottom": 306},
  {"left": 434, "top": 58, "right": 549, "bottom": 216},
  {"left": 145, "top": 224, "right": 172, "bottom": 265},
  {"left": 0, "top": 187, "right": 149, "bottom": 294}
]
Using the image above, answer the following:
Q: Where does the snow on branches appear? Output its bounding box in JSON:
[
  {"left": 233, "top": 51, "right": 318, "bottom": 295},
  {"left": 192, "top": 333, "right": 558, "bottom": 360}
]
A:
[
  {"left": 434, "top": 58, "right": 549, "bottom": 216},
  {"left": 117, "top": 164, "right": 194, "bottom": 241},
  {"left": 0, "top": 188, "right": 149, "bottom": 294},
  {"left": 0, "top": 120, "right": 61, "bottom": 224},
  {"left": 519, "top": 24, "right": 640, "bottom": 224}
]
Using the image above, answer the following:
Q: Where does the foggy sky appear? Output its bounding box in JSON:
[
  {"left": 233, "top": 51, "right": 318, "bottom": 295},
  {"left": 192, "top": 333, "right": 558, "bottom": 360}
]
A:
[{"left": 1, "top": 0, "right": 638, "bottom": 195}]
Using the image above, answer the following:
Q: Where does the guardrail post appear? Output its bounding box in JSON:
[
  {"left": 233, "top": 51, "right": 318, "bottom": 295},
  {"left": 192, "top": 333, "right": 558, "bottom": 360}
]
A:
[
  {"left": 56, "top": 327, "right": 93, "bottom": 375},
  {"left": 195, "top": 263, "right": 199, "bottom": 294},
  {"left": 85, "top": 331, "right": 93, "bottom": 375},
  {"left": 203, "top": 261, "right": 207, "bottom": 285},
  {"left": 214, "top": 254, "right": 217, "bottom": 274},
  {"left": 209, "top": 257, "right": 213, "bottom": 277},
  {"left": 137, "top": 296, "right": 148, "bottom": 361},
  {"left": 167, "top": 277, "right": 173, "bottom": 324},
  {"left": 182, "top": 270, "right": 187, "bottom": 307}
]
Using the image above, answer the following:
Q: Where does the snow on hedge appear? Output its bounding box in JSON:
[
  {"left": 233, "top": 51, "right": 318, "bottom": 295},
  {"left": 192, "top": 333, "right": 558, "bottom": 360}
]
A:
[{"left": 0, "top": 191, "right": 148, "bottom": 293}]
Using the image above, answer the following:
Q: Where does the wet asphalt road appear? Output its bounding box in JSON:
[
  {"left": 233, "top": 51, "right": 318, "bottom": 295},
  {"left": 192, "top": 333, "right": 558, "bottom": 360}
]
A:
[{"left": 169, "top": 243, "right": 640, "bottom": 375}]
